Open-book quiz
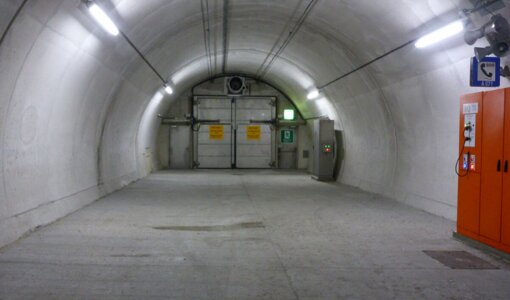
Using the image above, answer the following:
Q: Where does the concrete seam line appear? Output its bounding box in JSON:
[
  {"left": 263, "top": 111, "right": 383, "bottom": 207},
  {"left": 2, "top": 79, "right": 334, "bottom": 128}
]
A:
[
  {"left": 221, "top": 0, "right": 229, "bottom": 74},
  {"left": 258, "top": 0, "right": 319, "bottom": 80},
  {"left": 0, "top": 185, "right": 100, "bottom": 222},
  {"left": 0, "top": 0, "right": 29, "bottom": 48},
  {"left": 200, "top": 0, "right": 213, "bottom": 79},
  {"left": 255, "top": 0, "right": 306, "bottom": 77}
]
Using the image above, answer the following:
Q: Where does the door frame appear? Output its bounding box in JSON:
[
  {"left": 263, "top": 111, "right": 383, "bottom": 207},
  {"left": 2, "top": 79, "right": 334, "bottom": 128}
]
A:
[{"left": 192, "top": 95, "right": 277, "bottom": 169}]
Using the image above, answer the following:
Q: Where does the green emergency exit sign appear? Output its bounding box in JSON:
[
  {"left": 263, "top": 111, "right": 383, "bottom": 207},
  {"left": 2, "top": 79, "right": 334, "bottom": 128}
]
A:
[{"left": 281, "top": 130, "right": 294, "bottom": 144}]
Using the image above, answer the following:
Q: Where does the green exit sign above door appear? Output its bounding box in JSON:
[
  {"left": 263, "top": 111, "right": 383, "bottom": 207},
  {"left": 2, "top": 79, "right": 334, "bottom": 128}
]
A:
[{"left": 281, "top": 130, "right": 294, "bottom": 144}]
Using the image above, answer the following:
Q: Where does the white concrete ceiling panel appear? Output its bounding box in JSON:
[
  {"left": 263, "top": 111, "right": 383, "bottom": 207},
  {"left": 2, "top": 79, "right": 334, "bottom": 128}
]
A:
[
  {"left": 2, "top": 20, "right": 71, "bottom": 216},
  {"left": 127, "top": 25, "right": 207, "bottom": 87},
  {"left": 0, "top": 0, "right": 148, "bottom": 245},
  {"left": 381, "top": 64, "right": 466, "bottom": 218},
  {"left": 332, "top": 88, "right": 397, "bottom": 191},
  {"left": 0, "top": 2, "right": 44, "bottom": 218},
  {"left": 100, "top": 80, "right": 153, "bottom": 187}
]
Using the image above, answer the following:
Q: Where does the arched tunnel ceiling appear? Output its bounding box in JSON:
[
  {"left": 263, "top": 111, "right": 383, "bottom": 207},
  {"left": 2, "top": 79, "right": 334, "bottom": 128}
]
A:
[
  {"left": 109, "top": 0, "right": 468, "bottom": 117},
  {"left": 107, "top": 0, "right": 509, "bottom": 222}
]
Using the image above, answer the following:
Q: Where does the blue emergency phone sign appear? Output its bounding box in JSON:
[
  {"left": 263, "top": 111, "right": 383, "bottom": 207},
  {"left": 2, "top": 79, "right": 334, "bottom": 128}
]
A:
[{"left": 470, "top": 56, "right": 500, "bottom": 87}]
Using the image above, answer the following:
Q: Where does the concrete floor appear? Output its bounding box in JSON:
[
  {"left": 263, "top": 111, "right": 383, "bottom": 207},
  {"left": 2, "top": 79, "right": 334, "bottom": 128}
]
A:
[{"left": 0, "top": 170, "right": 509, "bottom": 300}]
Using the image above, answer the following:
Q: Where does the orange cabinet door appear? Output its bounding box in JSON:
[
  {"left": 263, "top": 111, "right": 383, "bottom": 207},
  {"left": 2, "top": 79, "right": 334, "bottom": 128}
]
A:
[
  {"left": 502, "top": 89, "right": 510, "bottom": 246},
  {"left": 458, "top": 92, "right": 482, "bottom": 235},
  {"left": 480, "top": 89, "right": 505, "bottom": 242}
]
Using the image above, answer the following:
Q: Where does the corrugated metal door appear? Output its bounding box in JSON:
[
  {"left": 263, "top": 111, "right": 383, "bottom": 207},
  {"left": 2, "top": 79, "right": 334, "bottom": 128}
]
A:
[
  {"left": 235, "top": 98, "right": 275, "bottom": 169},
  {"left": 194, "top": 97, "right": 275, "bottom": 169},
  {"left": 195, "top": 98, "right": 232, "bottom": 168}
]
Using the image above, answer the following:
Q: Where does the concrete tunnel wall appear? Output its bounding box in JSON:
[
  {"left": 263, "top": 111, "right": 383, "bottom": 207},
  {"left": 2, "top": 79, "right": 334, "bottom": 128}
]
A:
[{"left": 1, "top": 0, "right": 510, "bottom": 248}]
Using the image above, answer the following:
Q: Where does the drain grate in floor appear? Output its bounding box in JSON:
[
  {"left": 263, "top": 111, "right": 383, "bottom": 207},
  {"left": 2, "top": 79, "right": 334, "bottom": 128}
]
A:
[{"left": 423, "top": 250, "right": 499, "bottom": 269}]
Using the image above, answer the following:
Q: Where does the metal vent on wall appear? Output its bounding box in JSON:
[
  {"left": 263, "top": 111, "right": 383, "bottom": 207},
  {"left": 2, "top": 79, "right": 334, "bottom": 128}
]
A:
[{"left": 226, "top": 76, "right": 246, "bottom": 95}]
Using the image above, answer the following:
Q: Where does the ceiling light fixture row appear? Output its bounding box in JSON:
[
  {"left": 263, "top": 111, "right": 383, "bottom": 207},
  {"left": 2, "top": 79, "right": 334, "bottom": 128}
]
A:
[
  {"left": 84, "top": 0, "right": 173, "bottom": 94},
  {"left": 306, "top": 18, "right": 465, "bottom": 100},
  {"left": 306, "top": 1, "right": 507, "bottom": 100},
  {"left": 307, "top": 17, "right": 468, "bottom": 100}
]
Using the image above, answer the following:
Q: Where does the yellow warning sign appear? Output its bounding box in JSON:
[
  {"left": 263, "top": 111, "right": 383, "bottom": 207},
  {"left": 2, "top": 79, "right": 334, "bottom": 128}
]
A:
[
  {"left": 246, "top": 125, "right": 261, "bottom": 140},
  {"left": 209, "top": 125, "right": 224, "bottom": 140}
]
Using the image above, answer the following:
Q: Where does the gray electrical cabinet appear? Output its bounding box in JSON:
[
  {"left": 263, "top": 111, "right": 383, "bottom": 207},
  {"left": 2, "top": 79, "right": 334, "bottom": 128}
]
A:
[{"left": 312, "top": 119, "right": 335, "bottom": 181}]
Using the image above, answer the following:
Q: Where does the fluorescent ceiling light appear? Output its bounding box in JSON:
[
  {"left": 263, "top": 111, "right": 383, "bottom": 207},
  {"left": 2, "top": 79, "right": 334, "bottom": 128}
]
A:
[
  {"left": 88, "top": 3, "right": 119, "bottom": 36},
  {"left": 164, "top": 84, "right": 173, "bottom": 95},
  {"left": 307, "top": 89, "right": 320, "bottom": 100},
  {"left": 415, "top": 20, "right": 464, "bottom": 48}
]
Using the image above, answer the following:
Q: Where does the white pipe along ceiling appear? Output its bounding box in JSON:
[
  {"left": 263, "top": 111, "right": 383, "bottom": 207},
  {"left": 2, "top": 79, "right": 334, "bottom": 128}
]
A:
[{"left": 1, "top": 0, "right": 510, "bottom": 247}]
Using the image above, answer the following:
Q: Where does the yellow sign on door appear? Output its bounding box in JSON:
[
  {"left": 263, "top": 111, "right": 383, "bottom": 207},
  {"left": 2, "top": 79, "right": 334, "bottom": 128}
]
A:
[
  {"left": 209, "top": 125, "right": 224, "bottom": 140},
  {"left": 246, "top": 125, "right": 261, "bottom": 140}
]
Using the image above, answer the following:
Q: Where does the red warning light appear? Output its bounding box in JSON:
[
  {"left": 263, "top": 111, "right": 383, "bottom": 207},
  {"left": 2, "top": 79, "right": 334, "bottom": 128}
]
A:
[{"left": 323, "top": 144, "right": 333, "bottom": 153}]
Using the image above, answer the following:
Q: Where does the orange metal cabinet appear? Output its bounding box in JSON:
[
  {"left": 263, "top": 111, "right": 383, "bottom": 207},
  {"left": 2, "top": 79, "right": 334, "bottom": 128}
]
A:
[
  {"left": 480, "top": 89, "right": 505, "bottom": 242},
  {"left": 457, "top": 93, "right": 483, "bottom": 236},
  {"left": 502, "top": 89, "right": 510, "bottom": 246},
  {"left": 457, "top": 88, "right": 510, "bottom": 254}
]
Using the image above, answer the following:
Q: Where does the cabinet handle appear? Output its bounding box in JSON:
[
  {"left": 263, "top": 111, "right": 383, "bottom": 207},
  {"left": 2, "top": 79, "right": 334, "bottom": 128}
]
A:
[
  {"left": 505, "top": 160, "right": 509, "bottom": 173},
  {"left": 497, "top": 160, "right": 501, "bottom": 172}
]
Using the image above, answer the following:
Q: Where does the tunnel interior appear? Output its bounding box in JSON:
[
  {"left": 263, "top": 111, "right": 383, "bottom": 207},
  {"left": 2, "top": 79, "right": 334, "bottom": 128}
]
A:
[
  {"left": 1, "top": 0, "right": 510, "bottom": 251},
  {"left": 2, "top": 0, "right": 510, "bottom": 298}
]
